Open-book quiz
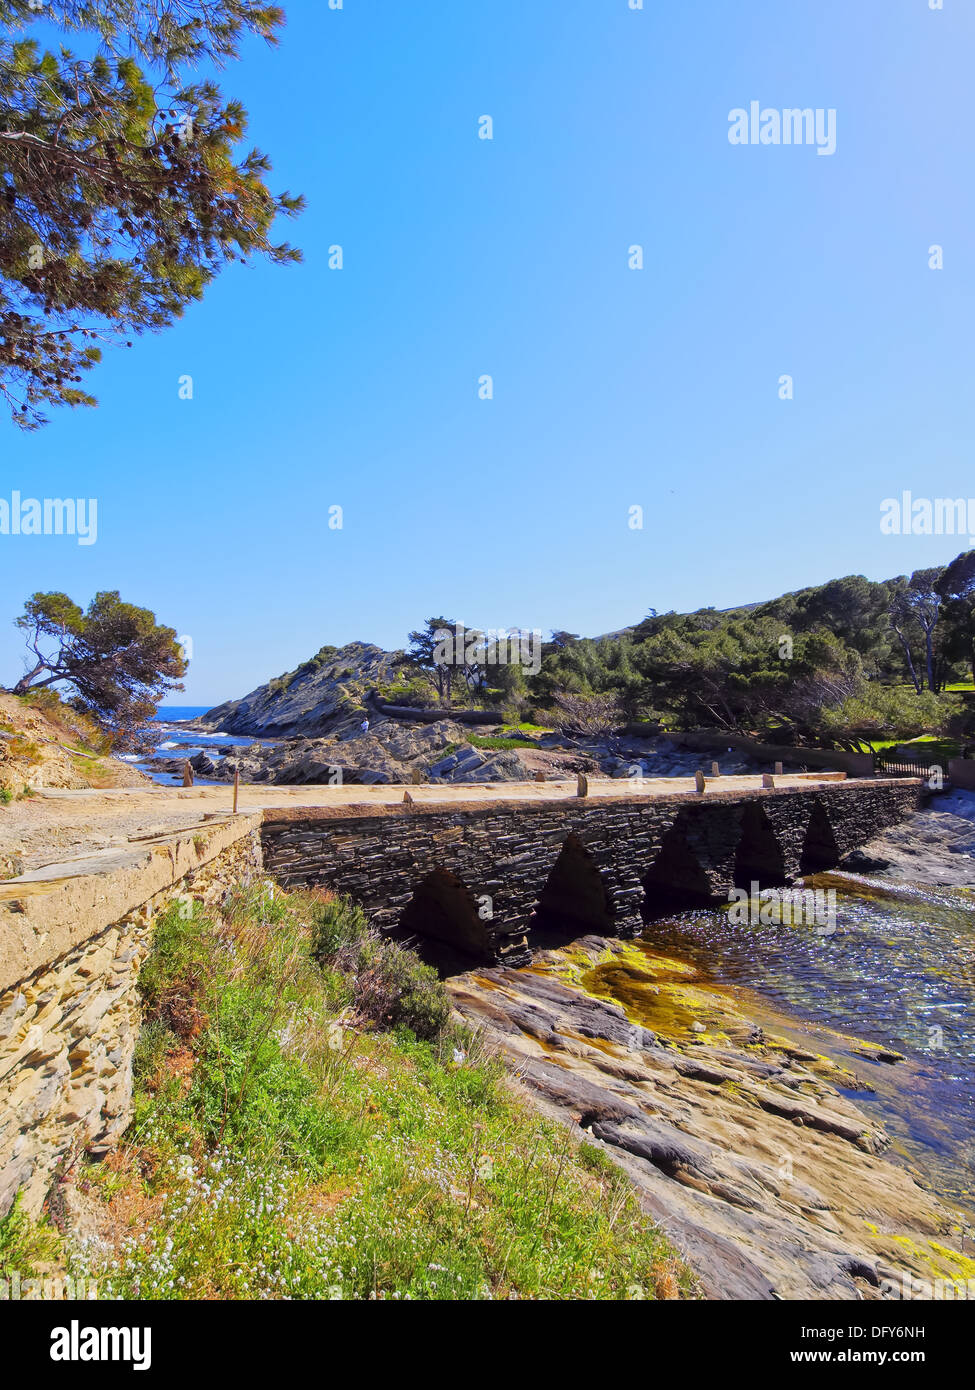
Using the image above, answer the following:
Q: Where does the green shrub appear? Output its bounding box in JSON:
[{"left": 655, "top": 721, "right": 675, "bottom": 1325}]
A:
[
  {"left": 0, "top": 788, "right": 12, "bottom": 806},
  {"left": 353, "top": 937, "right": 450, "bottom": 1041},
  {"left": 310, "top": 895, "right": 370, "bottom": 963}
]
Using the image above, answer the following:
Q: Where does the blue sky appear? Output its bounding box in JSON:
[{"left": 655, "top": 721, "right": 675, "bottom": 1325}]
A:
[{"left": 2, "top": 0, "right": 972, "bottom": 704}]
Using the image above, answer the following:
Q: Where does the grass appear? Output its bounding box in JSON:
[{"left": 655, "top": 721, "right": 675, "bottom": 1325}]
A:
[
  {"left": 469, "top": 735, "right": 537, "bottom": 751},
  {"left": 1, "top": 733, "right": 40, "bottom": 764},
  {"left": 0, "top": 1195, "right": 61, "bottom": 1279},
  {"left": 17, "top": 689, "right": 112, "bottom": 756},
  {"left": 52, "top": 882, "right": 692, "bottom": 1301},
  {"left": 866, "top": 736, "right": 961, "bottom": 762}
]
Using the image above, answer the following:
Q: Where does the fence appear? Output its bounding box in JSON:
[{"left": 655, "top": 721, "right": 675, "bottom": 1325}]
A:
[{"left": 875, "top": 752, "right": 949, "bottom": 787}]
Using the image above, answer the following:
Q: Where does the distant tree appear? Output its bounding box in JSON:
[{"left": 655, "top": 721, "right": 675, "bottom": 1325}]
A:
[
  {"left": 399, "top": 616, "right": 457, "bottom": 708},
  {"left": 0, "top": 0, "right": 303, "bottom": 426},
  {"left": 11, "top": 590, "right": 186, "bottom": 736},
  {"left": 936, "top": 550, "right": 975, "bottom": 685},
  {"left": 889, "top": 570, "right": 942, "bottom": 693}
]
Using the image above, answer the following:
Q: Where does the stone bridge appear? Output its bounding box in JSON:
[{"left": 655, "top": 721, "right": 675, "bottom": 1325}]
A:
[{"left": 259, "top": 777, "right": 922, "bottom": 966}]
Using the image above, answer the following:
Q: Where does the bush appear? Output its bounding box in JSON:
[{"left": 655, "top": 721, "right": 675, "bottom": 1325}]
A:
[
  {"left": 353, "top": 938, "right": 450, "bottom": 1040},
  {"left": 818, "top": 685, "right": 960, "bottom": 748},
  {"left": 0, "top": 1194, "right": 60, "bottom": 1276},
  {"left": 309, "top": 894, "right": 370, "bottom": 964},
  {"left": 308, "top": 894, "right": 449, "bottom": 1039}
]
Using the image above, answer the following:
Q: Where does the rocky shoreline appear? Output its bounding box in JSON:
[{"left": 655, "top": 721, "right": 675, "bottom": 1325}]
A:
[
  {"left": 155, "top": 716, "right": 772, "bottom": 788},
  {"left": 450, "top": 933, "right": 974, "bottom": 1300},
  {"left": 839, "top": 788, "right": 975, "bottom": 888},
  {"left": 165, "top": 638, "right": 783, "bottom": 787}
]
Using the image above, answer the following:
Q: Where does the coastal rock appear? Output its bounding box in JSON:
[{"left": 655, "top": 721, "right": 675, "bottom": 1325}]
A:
[
  {"left": 194, "top": 641, "right": 400, "bottom": 739},
  {"left": 158, "top": 720, "right": 535, "bottom": 788},
  {"left": 448, "top": 937, "right": 972, "bottom": 1301}
]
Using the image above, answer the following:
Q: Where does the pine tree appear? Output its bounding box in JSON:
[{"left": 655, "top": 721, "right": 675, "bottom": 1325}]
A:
[{"left": 0, "top": 1, "right": 303, "bottom": 425}]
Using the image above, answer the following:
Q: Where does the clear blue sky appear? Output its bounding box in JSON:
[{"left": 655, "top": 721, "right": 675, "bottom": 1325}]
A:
[{"left": 2, "top": 0, "right": 972, "bottom": 704}]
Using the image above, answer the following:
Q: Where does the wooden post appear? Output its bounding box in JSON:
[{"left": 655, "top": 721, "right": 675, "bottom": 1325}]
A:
[
  {"left": 577, "top": 772, "right": 589, "bottom": 797},
  {"left": 535, "top": 771, "right": 545, "bottom": 782},
  {"left": 694, "top": 769, "right": 706, "bottom": 794},
  {"left": 182, "top": 760, "right": 193, "bottom": 787},
  {"left": 762, "top": 773, "right": 775, "bottom": 788},
  {"left": 774, "top": 761, "right": 784, "bottom": 776},
  {"left": 711, "top": 761, "right": 720, "bottom": 777},
  {"left": 233, "top": 769, "right": 239, "bottom": 815}
]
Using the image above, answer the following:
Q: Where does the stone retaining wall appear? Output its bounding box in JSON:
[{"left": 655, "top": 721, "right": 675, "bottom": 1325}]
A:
[
  {"left": 672, "top": 731, "right": 876, "bottom": 777},
  {"left": 0, "top": 825, "right": 262, "bottom": 1217}
]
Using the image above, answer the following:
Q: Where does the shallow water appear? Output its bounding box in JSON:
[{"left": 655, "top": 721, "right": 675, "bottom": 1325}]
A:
[
  {"left": 635, "top": 874, "right": 975, "bottom": 1217},
  {"left": 129, "top": 720, "right": 262, "bottom": 786}
]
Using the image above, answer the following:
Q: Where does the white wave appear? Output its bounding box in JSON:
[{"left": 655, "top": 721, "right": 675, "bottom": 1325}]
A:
[{"left": 158, "top": 740, "right": 178, "bottom": 749}]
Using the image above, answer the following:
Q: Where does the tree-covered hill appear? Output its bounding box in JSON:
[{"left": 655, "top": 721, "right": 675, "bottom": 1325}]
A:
[{"left": 199, "top": 552, "right": 975, "bottom": 754}]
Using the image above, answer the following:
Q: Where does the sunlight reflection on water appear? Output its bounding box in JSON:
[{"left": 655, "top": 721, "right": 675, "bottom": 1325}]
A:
[{"left": 636, "top": 873, "right": 975, "bottom": 1214}]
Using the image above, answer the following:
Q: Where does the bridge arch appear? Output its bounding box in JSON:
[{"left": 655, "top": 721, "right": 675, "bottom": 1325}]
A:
[
  {"left": 533, "top": 832, "right": 615, "bottom": 938},
  {"left": 798, "top": 800, "right": 840, "bottom": 874},
  {"left": 398, "top": 868, "right": 492, "bottom": 962},
  {"left": 642, "top": 811, "right": 717, "bottom": 909},
  {"left": 734, "top": 802, "right": 788, "bottom": 887}
]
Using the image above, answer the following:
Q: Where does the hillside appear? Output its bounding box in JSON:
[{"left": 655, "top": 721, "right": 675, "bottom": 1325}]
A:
[
  {"left": 198, "top": 641, "right": 401, "bottom": 739},
  {"left": 0, "top": 690, "right": 149, "bottom": 878},
  {"left": 196, "top": 560, "right": 972, "bottom": 756},
  {"left": 0, "top": 691, "right": 147, "bottom": 797}
]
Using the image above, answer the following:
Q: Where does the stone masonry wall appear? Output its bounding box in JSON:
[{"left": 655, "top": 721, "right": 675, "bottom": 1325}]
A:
[
  {"left": 260, "top": 780, "right": 922, "bottom": 964},
  {"left": 0, "top": 829, "right": 262, "bottom": 1218}
]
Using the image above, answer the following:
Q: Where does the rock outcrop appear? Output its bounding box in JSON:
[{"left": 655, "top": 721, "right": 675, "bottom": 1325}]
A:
[
  {"left": 162, "top": 719, "right": 536, "bottom": 786},
  {"left": 449, "top": 937, "right": 974, "bottom": 1301},
  {"left": 196, "top": 641, "right": 400, "bottom": 739}
]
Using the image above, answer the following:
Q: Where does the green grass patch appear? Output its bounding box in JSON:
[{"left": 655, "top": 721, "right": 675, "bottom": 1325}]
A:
[
  {"left": 0, "top": 1194, "right": 61, "bottom": 1278},
  {"left": 54, "top": 884, "right": 693, "bottom": 1301},
  {"left": 867, "top": 736, "right": 960, "bottom": 762},
  {"left": 468, "top": 735, "right": 537, "bottom": 751}
]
